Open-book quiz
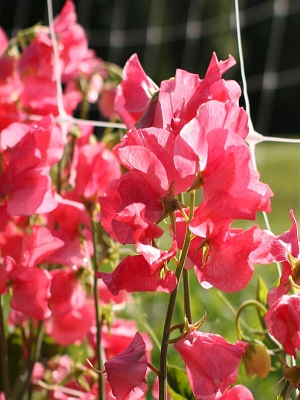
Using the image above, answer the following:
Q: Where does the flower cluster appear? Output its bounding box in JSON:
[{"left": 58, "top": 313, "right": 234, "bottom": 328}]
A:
[{"left": 0, "top": 1, "right": 299, "bottom": 400}]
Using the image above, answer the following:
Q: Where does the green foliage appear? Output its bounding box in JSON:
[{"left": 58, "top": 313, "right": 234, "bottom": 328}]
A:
[{"left": 167, "top": 364, "right": 195, "bottom": 400}]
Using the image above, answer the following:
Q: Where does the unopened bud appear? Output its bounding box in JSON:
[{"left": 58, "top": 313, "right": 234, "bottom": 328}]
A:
[{"left": 243, "top": 341, "right": 271, "bottom": 378}]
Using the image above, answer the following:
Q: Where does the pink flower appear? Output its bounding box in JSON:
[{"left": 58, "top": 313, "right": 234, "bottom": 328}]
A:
[
  {"left": 45, "top": 194, "right": 89, "bottom": 267},
  {"left": 69, "top": 142, "right": 121, "bottom": 200},
  {"left": 99, "top": 241, "right": 177, "bottom": 294},
  {"left": 173, "top": 330, "right": 247, "bottom": 400},
  {"left": 99, "top": 171, "right": 164, "bottom": 245},
  {"left": 114, "top": 53, "right": 159, "bottom": 128},
  {"left": 0, "top": 256, "right": 15, "bottom": 294},
  {"left": 152, "top": 53, "right": 237, "bottom": 132},
  {"left": 105, "top": 332, "right": 148, "bottom": 400},
  {"left": 45, "top": 300, "right": 94, "bottom": 346},
  {"left": 0, "top": 122, "right": 59, "bottom": 215},
  {"left": 115, "top": 126, "right": 192, "bottom": 196},
  {"left": 175, "top": 209, "right": 284, "bottom": 292},
  {"left": 216, "top": 385, "right": 254, "bottom": 399},
  {"left": 49, "top": 267, "right": 86, "bottom": 316},
  {"left": 89, "top": 318, "right": 152, "bottom": 361},
  {"left": 264, "top": 294, "right": 300, "bottom": 357},
  {"left": 21, "top": 225, "right": 64, "bottom": 268},
  {"left": 267, "top": 210, "right": 299, "bottom": 306},
  {"left": 11, "top": 267, "right": 52, "bottom": 320},
  {"left": 174, "top": 103, "right": 272, "bottom": 221},
  {"left": 54, "top": 0, "right": 92, "bottom": 81}
]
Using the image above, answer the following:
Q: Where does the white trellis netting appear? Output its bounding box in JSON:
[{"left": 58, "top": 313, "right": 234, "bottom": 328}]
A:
[
  {"left": 3, "top": 0, "right": 300, "bottom": 136},
  {"left": 2, "top": 0, "right": 300, "bottom": 398}
]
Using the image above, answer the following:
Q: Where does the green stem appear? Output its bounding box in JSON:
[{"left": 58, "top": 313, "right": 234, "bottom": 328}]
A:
[
  {"left": 16, "top": 320, "right": 43, "bottom": 400},
  {"left": 158, "top": 191, "right": 195, "bottom": 400},
  {"left": 235, "top": 299, "right": 267, "bottom": 340},
  {"left": 183, "top": 269, "right": 192, "bottom": 324},
  {"left": 182, "top": 191, "right": 194, "bottom": 324},
  {"left": 0, "top": 294, "right": 10, "bottom": 400},
  {"left": 90, "top": 217, "right": 105, "bottom": 400}
]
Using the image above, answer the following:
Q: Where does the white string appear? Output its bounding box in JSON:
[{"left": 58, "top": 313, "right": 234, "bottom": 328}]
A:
[
  {"left": 47, "top": 0, "right": 127, "bottom": 133},
  {"left": 46, "top": 0, "right": 66, "bottom": 119},
  {"left": 234, "top": 0, "right": 283, "bottom": 276},
  {"left": 57, "top": 116, "right": 126, "bottom": 130}
]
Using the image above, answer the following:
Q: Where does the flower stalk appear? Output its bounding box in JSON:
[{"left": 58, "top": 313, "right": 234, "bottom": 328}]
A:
[
  {"left": 90, "top": 215, "right": 105, "bottom": 400},
  {"left": 0, "top": 294, "right": 10, "bottom": 400},
  {"left": 158, "top": 191, "right": 195, "bottom": 400}
]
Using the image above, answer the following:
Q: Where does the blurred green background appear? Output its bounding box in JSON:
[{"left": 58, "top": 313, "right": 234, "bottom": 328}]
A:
[{"left": 1, "top": 0, "right": 300, "bottom": 398}]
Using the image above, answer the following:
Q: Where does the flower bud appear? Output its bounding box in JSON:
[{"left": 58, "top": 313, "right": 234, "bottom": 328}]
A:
[{"left": 243, "top": 341, "right": 271, "bottom": 378}]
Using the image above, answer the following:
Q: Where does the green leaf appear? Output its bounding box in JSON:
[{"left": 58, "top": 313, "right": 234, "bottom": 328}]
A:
[
  {"left": 277, "top": 380, "right": 294, "bottom": 399},
  {"left": 167, "top": 364, "right": 195, "bottom": 400},
  {"left": 256, "top": 276, "right": 268, "bottom": 306},
  {"left": 0, "top": 331, "right": 23, "bottom": 391}
]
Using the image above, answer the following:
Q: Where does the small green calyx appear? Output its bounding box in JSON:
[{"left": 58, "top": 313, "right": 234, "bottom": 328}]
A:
[
  {"left": 168, "top": 314, "right": 206, "bottom": 344},
  {"left": 182, "top": 313, "right": 207, "bottom": 336},
  {"left": 287, "top": 253, "right": 300, "bottom": 293},
  {"left": 187, "top": 171, "right": 204, "bottom": 192}
]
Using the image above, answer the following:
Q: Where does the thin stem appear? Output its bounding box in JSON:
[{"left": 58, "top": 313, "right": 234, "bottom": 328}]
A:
[
  {"left": 234, "top": 300, "right": 267, "bottom": 340},
  {"left": 182, "top": 190, "right": 195, "bottom": 324},
  {"left": 182, "top": 269, "right": 192, "bottom": 324},
  {"left": 158, "top": 192, "right": 195, "bottom": 400},
  {"left": 0, "top": 294, "right": 10, "bottom": 400},
  {"left": 16, "top": 320, "right": 43, "bottom": 400},
  {"left": 90, "top": 216, "right": 105, "bottom": 400}
]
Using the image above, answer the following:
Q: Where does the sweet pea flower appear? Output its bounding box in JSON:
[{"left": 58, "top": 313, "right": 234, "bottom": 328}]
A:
[
  {"left": 216, "top": 385, "right": 254, "bottom": 399},
  {"left": 99, "top": 170, "right": 164, "bottom": 245},
  {"left": 69, "top": 141, "right": 121, "bottom": 201},
  {"left": 104, "top": 332, "right": 148, "bottom": 400},
  {"left": 264, "top": 293, "right": 300, "bottom": 357},
  {"left": 45, "top": 299, "right": 94, "bottom": 346},
  {"left": 175, "top": 208, "right": 286, "bottom": 292},
  {"left": 174, "top": 102, "right": 272, "bottom": 221},
  {"left": 48, "top": 267, "right": 86, "bottom": 316},
  {"left": 54, "top": 0, "right": 102, "bottom": 82},
  {"left": 1, "top": 226, "right": 64, "bottom": 319},
  {"left": 173, "top": 330, "right": 247, "bottom": 400},
  {"left": 0, "top": 121, "right": 61, "bottom": 215},
  {"left": 45, "top": 194, "right": 90, "bottom": 267},
  {"left": 114, "top": 126, "right": 192, "bottom": 196},
  {"left": 11, "top": 267, "right": 52, "bottom": 320},
  {"left": 152, "top": 52, "right": 238, "bottom": 132},
  {"left": 267, "top": 209, "right": 300, "bottom": 306},
  {"left": 114, "top": 53, "right": 159, "bottom": 128},
  {"left": 99, "top": 241, "right": 177, "bottom": 295}
]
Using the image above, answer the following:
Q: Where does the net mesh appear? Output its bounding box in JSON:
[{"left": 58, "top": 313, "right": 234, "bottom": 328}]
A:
[
  {"left": 1, "top": 0, "right": 300, "bottom": 227},
  {"left": 2, "top": 0, "right": 300, "bottom": 135},
  {"left": 2, "top": 0, "right": 300, "bottom": 391}
]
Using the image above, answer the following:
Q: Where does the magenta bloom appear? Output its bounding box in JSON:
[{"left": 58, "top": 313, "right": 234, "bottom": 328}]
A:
[
  {"left": 11, "top": 267, "right": 52, "bottom": 320},
  {"left": 115, "top": 126, "right": 192, "bottom": 196},
  {"left": 216, "top": 385, "right": 254, "bottom": 399},
  {"left": 99, "top": 170, "right": 164, "bottom": 245},
  {"left": 99, "top": 241, "right": 177, "bottom": 294},
  {"left": 114, "top": 53, "right": 159, "bottom": 128},
  {"left": 174, "top": 103, "right": 272, "bottom": 221},
  {"left": 69, "top": 141, "right": 121, "bottom": 200},
  {"left": 267, "top": 209, "right": 299, "bottom": 306},
  {"left": 152, "top": 53, "right": 237, "bottom": 131},
  {"left": 264, "top": 294, "right": 300, "bottom": 357},
  {"left": 105, "top": 332, "right": 148, "bottom": 400},
  {"left": 45, "top": 300, "right": 94, "bottom": 346},
  {"left": 175, "top": 209, "right": 285, "bottom": 292},
  {"left": 0, "top": 121, "right": 62, "bottom": 215},
  {"left": 174, "top": 330, "right": 247, "bottom": 400}
]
